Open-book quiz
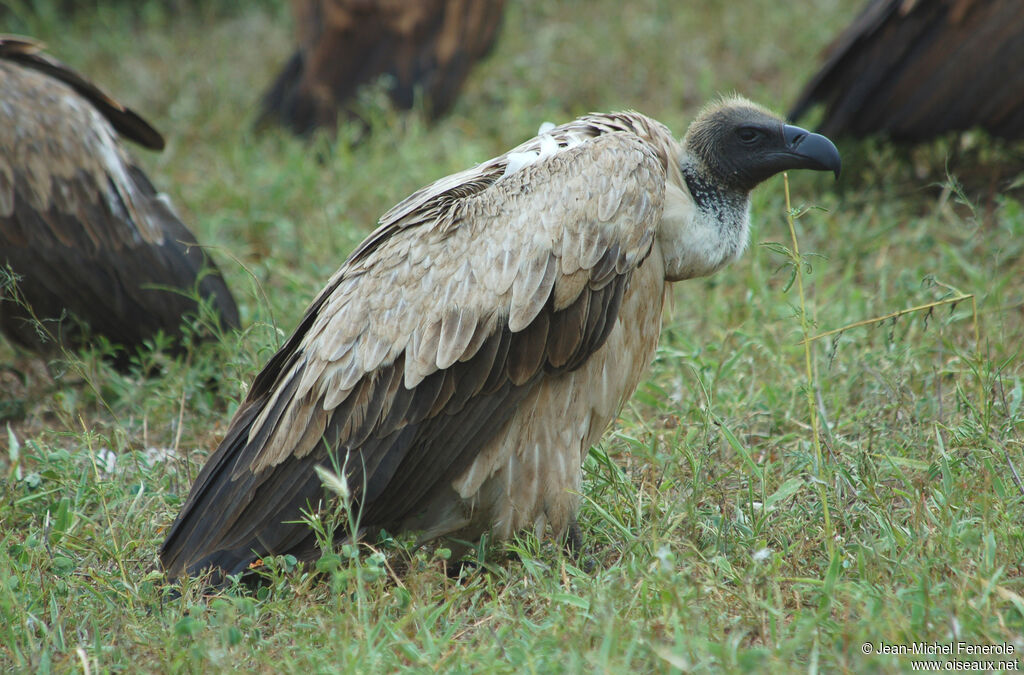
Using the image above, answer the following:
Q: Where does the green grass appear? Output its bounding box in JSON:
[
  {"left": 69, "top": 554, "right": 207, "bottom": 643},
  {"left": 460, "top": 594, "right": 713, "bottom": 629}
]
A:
[{"left": 3, "top": 0, "right": 1024, "bottom": 672}]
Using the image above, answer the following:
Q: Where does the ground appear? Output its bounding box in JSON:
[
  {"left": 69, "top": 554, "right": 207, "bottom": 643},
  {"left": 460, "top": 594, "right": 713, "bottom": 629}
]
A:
[{"left": 2, "top": 0, "right": 1023, "bottom": 672}]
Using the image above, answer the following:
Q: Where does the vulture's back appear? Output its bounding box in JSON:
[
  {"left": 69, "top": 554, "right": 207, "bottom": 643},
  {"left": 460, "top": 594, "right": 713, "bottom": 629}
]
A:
[{"left": 0, "top": 38, "right": 239, "bottom": 363}]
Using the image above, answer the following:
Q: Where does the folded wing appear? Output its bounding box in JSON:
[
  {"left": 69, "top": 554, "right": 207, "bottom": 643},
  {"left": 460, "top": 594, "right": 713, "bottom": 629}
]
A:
[
  {"left": 160, "top": 125, "right": 667, "bottom": 580},
  {"left": 788, "top": 0, "right": 1024, "bottom": 140},
  {"left": 0, "top": 37, "right": 239, "bottom": 362}
]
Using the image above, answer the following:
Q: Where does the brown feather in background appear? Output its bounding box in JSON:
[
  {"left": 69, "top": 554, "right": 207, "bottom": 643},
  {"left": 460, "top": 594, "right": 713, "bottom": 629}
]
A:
[
  {"left": 258, "top": 0, "right": 506, "bottom": 137},
  {"left": 788, "top": 0, "right": 1024, "bottom": 141}
]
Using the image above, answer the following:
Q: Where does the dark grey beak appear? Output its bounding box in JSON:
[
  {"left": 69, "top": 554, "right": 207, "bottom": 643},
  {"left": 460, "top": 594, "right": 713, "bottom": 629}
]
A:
[{"left": 783, "top": 124, "right": 842, "bottom": 180}]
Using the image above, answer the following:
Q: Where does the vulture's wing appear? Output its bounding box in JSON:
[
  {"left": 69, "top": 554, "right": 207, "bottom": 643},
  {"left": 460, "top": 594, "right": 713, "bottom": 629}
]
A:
[
  {"left": 160, "top": 123, "right": 666, "bottom": 580},
  {"left": 788, "top": 0, "right": 1024, "bottom": 140},
  {"left": 0, "top": 39, "right": 239, "bottom": 359},
  {"left": 259, "top": 0, "right": 505, "bottom": 135},
  {"left": 0, "top": 36, "right": 164, "bottom": 150}
]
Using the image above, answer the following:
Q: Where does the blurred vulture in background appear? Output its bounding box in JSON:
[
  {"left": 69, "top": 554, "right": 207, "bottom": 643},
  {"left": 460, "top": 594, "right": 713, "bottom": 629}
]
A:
[
  {"left": 0, "top": 36, "right": 239, "bottom": 367},
  {"left": 788, "top": 0, "right": 1024, "bottom": 141},
  {"left": 259, "top": 0, "right": 506, "bottom": 137}
]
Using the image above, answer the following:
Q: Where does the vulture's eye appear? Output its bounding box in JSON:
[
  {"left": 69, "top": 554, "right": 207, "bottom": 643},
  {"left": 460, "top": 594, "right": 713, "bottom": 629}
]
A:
[{"left": 736, "top": 127, "right": 761, "bottom": 144}]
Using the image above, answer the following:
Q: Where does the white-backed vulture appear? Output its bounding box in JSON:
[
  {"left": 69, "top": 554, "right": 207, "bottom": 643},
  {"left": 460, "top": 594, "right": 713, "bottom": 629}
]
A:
[
  {"left": 259, "top": 0, "right": 505, "bottom": 136},
  {"left": 788, "top": 0, "right": 1024, "bottom": 141},
  {"left": 160, "top": 97, "right": 841, "bottom": 583},
  {"left": 0, "top": 36, "right": 239, "bottom": 366}
]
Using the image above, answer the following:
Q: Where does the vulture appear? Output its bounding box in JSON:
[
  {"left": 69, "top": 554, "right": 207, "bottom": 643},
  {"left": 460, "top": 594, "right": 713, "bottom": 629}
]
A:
[
  {"left": 0, "top": 37, "right": 240, "bottom": 365},
  {"left": 258, "top": 0, "right": 505, "bottom": 136},
  {"left": 160, "top": 97, "right": 841, "bottom": 583},
  {"left": 788, "top": 0, "right": 1024, "bottom": 141}
]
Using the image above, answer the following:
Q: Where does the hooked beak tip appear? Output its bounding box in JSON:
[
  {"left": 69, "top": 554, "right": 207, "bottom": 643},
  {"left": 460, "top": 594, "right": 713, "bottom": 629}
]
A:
[{"left": 783, "top": 124, "right": 841, "bottom": 180}]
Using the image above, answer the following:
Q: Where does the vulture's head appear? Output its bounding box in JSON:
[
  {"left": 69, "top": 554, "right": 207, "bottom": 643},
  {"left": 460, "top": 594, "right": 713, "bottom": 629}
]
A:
[
  {"left": 683, "top": 96, "right": 841, "bottom": 192},
  {"left": 659, "top": 96, "right": 840, "bottom": 281}
]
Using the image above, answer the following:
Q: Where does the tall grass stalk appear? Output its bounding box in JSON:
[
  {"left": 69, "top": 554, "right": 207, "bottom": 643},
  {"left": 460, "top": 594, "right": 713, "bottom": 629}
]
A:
[{"left": 782, "top": 173, "right": 834, "bottom": 557}]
